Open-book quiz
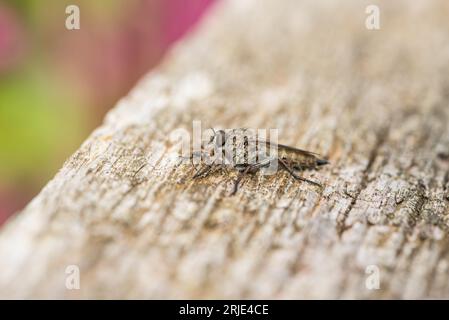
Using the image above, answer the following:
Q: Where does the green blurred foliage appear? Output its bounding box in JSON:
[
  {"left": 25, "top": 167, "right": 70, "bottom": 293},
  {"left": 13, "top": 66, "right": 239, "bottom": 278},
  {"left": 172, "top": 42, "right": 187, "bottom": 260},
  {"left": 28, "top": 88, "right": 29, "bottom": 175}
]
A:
[
  {"left": 4, "top": 0, "right": 126, "bottom": 23},
  {"left": 0, "top": 0, "right": 122, "bottom": 187},
  {"left": 0, "top": 68, "right": 86, "bottom": 185},
  {"left": 0, "top": 0, "right": 213, "bottom": 218}
]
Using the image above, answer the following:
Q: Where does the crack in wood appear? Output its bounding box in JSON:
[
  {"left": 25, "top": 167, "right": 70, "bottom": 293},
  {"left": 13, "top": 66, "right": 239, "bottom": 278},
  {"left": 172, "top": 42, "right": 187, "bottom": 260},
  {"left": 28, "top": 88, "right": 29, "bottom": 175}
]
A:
[{"left": 336, "top": 127, "right": 390, "bottom": 236}]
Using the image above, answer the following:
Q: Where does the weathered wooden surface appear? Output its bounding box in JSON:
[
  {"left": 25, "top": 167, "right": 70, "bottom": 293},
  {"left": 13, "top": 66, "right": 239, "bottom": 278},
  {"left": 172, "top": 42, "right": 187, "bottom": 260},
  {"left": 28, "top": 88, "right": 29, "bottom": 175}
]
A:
[{"left": 1, "top": 0, "right": 449, "bottom": 299}]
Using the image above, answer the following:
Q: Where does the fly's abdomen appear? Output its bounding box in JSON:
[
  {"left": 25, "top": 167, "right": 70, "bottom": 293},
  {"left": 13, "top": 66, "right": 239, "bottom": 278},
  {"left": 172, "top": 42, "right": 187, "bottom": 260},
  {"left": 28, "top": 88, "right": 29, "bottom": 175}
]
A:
[{"left": 285, "top": 151, "right": 328, "bottom": 170}]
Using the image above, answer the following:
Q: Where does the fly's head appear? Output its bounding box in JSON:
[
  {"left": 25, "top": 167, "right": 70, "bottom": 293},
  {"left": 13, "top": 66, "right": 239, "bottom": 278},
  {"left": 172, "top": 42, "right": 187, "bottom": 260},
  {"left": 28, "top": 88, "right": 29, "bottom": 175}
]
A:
[
  {"left": 200, "top": 129, "right": 228, "bottom": 164},
  {"left": 205, "top": 129, "right": 227, "bottom": 150}
]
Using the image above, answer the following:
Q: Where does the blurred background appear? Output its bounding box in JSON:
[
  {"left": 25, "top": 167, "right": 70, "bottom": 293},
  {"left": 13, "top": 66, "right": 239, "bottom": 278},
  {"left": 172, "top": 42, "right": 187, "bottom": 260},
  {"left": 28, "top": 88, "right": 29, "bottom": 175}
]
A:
[{"left": 0, "top": 0, "right": 215, "bottom": 224}]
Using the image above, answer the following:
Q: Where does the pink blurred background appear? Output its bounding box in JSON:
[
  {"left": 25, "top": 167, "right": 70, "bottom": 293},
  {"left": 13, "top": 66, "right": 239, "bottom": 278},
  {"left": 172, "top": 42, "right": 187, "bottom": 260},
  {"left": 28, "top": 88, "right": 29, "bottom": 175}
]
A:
[{"left": 0, "top": 0, "right": 216, "bottom": 224}]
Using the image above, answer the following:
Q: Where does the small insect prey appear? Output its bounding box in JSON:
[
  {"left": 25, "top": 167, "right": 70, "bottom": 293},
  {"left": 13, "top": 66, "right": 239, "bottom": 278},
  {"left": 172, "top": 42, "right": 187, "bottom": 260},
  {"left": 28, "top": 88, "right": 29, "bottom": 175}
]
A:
[{"left": 186, "top": 128, "right": 329, "bottom": 195}]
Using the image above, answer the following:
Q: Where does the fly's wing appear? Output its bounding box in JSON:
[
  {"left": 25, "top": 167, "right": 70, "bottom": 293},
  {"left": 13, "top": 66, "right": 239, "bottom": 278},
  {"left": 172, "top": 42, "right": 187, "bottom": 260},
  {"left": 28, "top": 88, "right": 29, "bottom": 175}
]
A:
[
  {"left": 254, "top": 139, "right": 319, "bottom": 156},
  {"left": 266, "top": 141, "right": 320, "bottom": 156},
  {"left": 253, "top": 139, "right": 329, "bottom": 167}
]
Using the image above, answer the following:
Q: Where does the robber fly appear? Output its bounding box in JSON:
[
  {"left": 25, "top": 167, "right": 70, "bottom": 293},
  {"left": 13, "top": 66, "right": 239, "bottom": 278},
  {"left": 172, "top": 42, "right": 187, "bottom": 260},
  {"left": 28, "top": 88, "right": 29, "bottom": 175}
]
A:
[{"left": 186, "top": 128, "right": 329, "bottom": 195}]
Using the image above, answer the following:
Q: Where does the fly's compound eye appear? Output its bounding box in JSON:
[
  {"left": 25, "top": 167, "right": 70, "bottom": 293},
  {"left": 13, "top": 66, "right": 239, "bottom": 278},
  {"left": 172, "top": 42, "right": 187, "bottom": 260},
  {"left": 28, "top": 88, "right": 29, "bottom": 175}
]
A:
[{"left": 215, "top": 130, "right": 226, "bottom": 147}]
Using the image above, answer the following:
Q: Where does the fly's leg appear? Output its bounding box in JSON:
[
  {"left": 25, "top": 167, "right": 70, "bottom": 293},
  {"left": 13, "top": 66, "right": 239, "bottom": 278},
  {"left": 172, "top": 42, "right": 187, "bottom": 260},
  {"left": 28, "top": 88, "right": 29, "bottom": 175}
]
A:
[
  {"left": 181, "top": 151, "right": 209, "bottom": 174},
  {"left": 230, "top": 166, "right": 252, "bottom": 196},
  {"left": 278, "top": 158, "right": 322, "bottom": 188},
  {"left": 292, "top": 164, "right": 304, "bottom": 171},
  {"left": 221, "top": 165, "right": 231, "bottom": 175},
  {"left": 192, "top": 164, "right": 213, "bottom": 179},
  {"left": 187, "top": 149, "right": 220, "bottom": 178}
]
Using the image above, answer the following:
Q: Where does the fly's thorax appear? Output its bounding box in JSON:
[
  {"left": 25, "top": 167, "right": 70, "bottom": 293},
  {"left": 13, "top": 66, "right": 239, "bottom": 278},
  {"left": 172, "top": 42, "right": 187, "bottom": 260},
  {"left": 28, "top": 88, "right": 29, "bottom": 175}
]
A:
[
  {"left": 201, "top": 128, "right": 277, "bottom": 167},
  {"left": 221, "top": 128, "right": 272, "bottom": 166}
]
